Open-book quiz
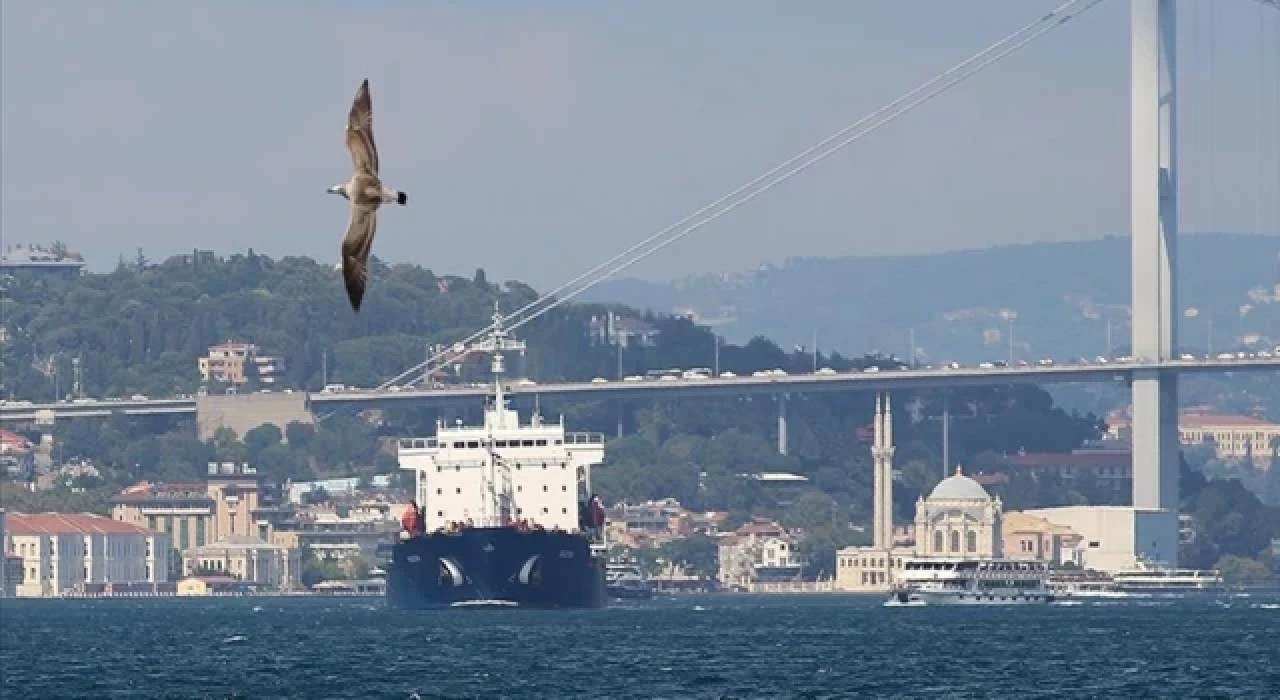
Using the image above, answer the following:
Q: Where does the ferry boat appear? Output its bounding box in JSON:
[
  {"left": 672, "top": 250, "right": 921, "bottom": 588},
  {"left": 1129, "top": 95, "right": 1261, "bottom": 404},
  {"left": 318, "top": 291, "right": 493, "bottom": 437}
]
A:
[
  {"left": 384, "top": 311, "right": 609, "bottom": 609},
  {"left": 1109, "top": 558, "right": 1225, "bottom": 595},
  {"left": 605, "top": 563, "right": 654, "bottom": 600},
  {"left": 886, "top": 557, "right": 1054, "bottom": 606},
  {"left": 1047, "top": 569, "right": 1130, "bottom": 599}
]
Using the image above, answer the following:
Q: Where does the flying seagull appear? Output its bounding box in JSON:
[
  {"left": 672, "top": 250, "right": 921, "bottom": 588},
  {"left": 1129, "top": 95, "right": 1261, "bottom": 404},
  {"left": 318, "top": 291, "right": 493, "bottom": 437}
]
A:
[{"left": 327, "top": 78, "right": 408, "bottom": 312}]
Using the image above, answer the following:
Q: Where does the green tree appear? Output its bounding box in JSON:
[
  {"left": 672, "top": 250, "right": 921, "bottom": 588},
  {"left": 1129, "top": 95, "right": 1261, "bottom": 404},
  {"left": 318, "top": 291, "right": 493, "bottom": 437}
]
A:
[
  {"left": 1214, "top": 554, "right": 1273, "bottom": 586},
  {"left": 657, "top": 535, "right": 719, "bottom": 578}
]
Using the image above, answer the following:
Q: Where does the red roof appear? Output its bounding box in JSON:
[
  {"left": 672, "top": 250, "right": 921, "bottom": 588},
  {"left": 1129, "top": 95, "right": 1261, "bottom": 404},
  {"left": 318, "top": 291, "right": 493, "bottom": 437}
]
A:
[
  {"left": 0, "top": 429, "right": 33, "bottom": 452},
  {"left": 7, "top": 512, "right": 160, "bottom": 536}
]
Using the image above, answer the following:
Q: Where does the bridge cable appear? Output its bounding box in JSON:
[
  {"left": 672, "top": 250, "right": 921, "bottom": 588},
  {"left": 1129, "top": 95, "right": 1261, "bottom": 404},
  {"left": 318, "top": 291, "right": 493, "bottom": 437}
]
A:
[{"left": 376, "top": 0, "right": 1105, "bottom": 392}]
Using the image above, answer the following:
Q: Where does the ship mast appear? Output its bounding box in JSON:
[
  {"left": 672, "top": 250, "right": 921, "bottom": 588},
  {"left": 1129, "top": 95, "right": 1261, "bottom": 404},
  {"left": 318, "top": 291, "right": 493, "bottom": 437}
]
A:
[
  {"left": 469, "top": 302, "right": 525, "bottom": 526},
  {"left": 472, "top": 302, "right": 526, "bottom": 421}
]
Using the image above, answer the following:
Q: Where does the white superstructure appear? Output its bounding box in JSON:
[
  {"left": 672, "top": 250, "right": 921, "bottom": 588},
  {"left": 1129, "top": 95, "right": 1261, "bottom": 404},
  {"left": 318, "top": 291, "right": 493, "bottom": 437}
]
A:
[
  {"left": 1110, "top": 557, "right": 1225, "bottom": 593},
  {"left": 887, "top": 557, "right": 1053, "bottom": 606},
  {"left": 396, "top": 309, "right": 606, "bottom": 533}
]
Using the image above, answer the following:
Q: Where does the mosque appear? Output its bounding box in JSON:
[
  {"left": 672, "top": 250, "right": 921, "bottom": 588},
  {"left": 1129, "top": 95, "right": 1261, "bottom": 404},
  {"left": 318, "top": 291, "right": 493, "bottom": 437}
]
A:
[{"left": 834, "top": 393, "right": 1004, "bottom": 592}]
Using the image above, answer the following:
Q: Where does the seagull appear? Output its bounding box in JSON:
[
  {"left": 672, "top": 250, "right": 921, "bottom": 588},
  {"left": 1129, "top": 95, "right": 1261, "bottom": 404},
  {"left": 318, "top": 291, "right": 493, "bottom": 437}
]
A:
[{"left": 327, "top": 78, "right": 408, "bottom": 312}]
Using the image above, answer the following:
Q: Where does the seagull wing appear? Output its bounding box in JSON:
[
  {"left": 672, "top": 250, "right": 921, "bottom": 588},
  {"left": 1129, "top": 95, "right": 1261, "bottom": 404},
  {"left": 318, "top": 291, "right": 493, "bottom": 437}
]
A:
[
  {"left": 345, "top": 79, "right": 379, "bottom": 176},
  {"left": 340, "top": 202, "right": 379, "bottom": 312}
]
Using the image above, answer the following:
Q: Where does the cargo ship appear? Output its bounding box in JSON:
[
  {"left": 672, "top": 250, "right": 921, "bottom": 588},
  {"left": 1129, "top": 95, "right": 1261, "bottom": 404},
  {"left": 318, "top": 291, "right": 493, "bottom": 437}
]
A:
[{"left": 384, "top": 311, "right": 609, "bottom": 609}]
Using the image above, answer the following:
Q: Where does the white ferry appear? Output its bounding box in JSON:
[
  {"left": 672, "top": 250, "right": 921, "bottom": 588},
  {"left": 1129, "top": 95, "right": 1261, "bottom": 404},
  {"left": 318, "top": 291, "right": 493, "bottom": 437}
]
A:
[
  {"left": 886, "top": 557, "right": 1054, "bottom": 606},
  {"left": 1047, "top": 570, "right": 1131, "bottom": 599},
  {"left": 1109, "top": 558, "right": 1225, "bottom": 595},
  {"left": 605, "top": 563, "right": 654, "bottom": 600}
]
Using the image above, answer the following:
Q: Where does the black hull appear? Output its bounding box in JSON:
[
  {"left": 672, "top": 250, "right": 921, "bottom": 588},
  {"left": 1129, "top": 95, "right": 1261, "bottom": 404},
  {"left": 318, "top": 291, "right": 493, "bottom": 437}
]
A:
[{"left": 385, "top": 527, "right": 606, "bottom": 609}]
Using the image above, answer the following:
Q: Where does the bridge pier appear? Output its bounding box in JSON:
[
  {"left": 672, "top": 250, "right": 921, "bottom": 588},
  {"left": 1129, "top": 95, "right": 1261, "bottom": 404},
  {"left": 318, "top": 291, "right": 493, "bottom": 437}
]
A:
[
  {"left": 1129, "top": 0, "right": 1180, "bottom": 565},
  {"left": 777, "top": 393, "right": 788, "bottom": 456}
]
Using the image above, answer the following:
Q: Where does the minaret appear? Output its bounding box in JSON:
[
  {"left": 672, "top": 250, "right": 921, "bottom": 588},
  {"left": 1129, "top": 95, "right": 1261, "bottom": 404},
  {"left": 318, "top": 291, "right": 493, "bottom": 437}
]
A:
[
  {"left": 881, "top": 393, "right": 896, "bottom": 551},
  {"left": 871, "top": 393, "right": 887, "bottom": 550}
]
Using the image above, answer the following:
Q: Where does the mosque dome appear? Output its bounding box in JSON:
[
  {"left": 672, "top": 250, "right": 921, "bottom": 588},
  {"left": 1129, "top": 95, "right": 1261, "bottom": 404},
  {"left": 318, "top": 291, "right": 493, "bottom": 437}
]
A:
[{"left": 927, "top": 465, "right": 991, "bottom": 502}]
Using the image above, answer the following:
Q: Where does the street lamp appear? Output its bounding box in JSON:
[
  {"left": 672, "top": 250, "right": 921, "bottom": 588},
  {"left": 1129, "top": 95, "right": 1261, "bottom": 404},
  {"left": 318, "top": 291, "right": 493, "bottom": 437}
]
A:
[{"left": 999, "top": 310, "right": 1018, "bottom": 364}]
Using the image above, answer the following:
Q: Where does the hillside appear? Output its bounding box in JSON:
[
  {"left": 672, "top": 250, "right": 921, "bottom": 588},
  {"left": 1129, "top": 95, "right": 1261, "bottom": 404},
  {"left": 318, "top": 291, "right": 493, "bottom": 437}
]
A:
[
  {"left": 1, "top": 248, "right": 1276, "bottom": 572},
  {"left": 583, "top": 234, "right": 1280, "bottom": 364}
]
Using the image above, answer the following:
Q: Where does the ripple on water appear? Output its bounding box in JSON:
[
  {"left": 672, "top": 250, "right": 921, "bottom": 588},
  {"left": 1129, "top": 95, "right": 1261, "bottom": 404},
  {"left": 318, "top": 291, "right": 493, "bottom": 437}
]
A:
[{"left": 2, "top": 595, "right": 1280, "bottom": 699}]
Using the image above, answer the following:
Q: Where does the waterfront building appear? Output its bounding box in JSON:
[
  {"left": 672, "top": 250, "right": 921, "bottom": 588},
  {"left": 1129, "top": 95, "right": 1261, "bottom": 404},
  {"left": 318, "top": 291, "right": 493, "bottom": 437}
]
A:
[
  {"left": 6, "top": 513, "right": 169, "bottom": 597},
  {"left": 834, "top": 393, "right": 914, "bottom": 592},
  {"left": 184, "top": 535, "right": 298, "bottom": 589}
]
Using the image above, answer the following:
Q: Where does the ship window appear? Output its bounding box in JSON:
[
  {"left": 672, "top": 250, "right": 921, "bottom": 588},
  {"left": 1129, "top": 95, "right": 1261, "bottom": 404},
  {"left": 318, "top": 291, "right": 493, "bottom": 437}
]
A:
[
  {"left": 542, "top": 463, "right": 547, "bottom": 469},
  {"left": 562, "top": 485, "right": 568, "bottom": 492},
  {"left": 436, "top": 466, "right": 442, "bottom": 472},
  {"left": 522, "top": 440, "right": 534, "bottom": 447},
  {"left": 562, "top": 508, "right": 568, "bottom": 514},
  {"left": 467, "top": 441, "right": 479, "bottom": 448},
  {"left": 455, "top": 466, "right": 460, "bottom": 472},
  {"left": 555, "top": 440, "right": 563, "bottom": 445},
  {"left": 541, "top": 508, "right": 548, "bottom": 514},
  {"left": 496, "top": 440, "right": 507, "bottom": 448},
  {"left": 455, "top": 488, "right": 461, "bottom": 494},
  {"left": 536, "top": 439, "right": 547, "bottom": 447},
  {"left": 453, "top": 442, "right": 464, "bottom": 448},
  {"left": 517, "top": 486, "right": 522, "bottom": 492},
  {"left": 437, "top": 511, "right": 443, "bottom": 517},
  {"left": 436, "top": 489, "right": 442, "bottom": 495}
]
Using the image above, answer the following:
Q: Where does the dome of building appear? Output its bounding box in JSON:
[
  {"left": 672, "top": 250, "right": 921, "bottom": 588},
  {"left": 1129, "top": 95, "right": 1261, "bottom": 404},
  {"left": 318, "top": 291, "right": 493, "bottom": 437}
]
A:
[{"left": 927, "top": 466, "right": 991, "bottom": 502}]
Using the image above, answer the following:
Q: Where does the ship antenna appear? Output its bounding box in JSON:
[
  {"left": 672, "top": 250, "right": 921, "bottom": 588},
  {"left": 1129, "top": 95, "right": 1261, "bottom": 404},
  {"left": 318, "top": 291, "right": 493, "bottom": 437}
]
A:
[{"left": 475, "top": 301, "right": 526, "bottom": 420}]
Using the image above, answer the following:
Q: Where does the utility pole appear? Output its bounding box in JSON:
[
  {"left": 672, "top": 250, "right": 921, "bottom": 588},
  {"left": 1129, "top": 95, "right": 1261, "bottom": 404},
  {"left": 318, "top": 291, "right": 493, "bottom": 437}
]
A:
[
  {"left": 1008, "top": 319, "right": 1014, "bottom": 365},
  {"left": 812, "top": 329, "right": 818, "bottom": 371}
]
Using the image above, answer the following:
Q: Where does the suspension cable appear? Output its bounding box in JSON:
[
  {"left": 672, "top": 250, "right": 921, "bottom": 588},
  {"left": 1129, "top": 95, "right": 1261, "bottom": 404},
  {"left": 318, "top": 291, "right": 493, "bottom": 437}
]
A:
[{"left": 379, "top": 0, "right": 1104, "bottom": 390}]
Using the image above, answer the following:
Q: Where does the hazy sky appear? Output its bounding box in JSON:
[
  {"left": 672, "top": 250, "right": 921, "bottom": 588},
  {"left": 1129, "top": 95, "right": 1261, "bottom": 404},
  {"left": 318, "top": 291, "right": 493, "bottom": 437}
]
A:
[{"left": 2, "top": 1, "right": 1277, "bottom": 289}]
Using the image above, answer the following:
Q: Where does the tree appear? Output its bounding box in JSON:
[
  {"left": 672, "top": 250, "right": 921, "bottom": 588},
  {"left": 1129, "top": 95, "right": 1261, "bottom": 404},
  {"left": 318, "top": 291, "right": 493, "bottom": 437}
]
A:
[
  {"left": 1214, "top": 555, "right": 1274, "bottom": 586},
  {"left": 657, "top": 535, "right": 719, "bottom": 579}
]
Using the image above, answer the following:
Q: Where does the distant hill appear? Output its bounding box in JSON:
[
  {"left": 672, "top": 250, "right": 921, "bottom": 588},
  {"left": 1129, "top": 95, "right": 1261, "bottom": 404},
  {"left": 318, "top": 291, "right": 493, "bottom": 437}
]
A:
[{"left": 582, "top": 234, "right": 1280, "bottom": 364}]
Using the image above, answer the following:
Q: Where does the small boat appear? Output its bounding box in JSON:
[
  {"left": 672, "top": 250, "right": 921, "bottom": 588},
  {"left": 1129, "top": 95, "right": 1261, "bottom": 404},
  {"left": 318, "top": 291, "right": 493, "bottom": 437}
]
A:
[
  {"left": 450, "top": 599, "right": 520, "bottom": 609},
  {"left": 605, "top": 563, "right": 654, "bottom": 600}
]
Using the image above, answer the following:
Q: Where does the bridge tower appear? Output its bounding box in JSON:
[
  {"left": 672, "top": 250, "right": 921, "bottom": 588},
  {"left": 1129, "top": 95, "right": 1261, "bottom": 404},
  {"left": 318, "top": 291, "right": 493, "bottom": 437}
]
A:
[{"left": 1129, "top": 0, "right": 1180, "bottom": 565}]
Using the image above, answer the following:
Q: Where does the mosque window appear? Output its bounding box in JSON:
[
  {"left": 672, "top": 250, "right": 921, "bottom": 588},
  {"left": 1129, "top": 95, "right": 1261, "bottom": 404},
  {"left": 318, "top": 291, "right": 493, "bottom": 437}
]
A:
[
  {"left": 934, "top": 531, "right": 944, "bottom": 552},
  {"left": 967, "top": 531, "right": 977, "bottom": 553},
  {"left": 949, "top": 531, "right": 960, "bottom": 552}
]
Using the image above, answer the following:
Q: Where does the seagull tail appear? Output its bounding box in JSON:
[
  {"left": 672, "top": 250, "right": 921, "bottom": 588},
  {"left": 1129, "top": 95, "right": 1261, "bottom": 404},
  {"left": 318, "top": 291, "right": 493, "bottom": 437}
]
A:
[{"left": 396, "top": 190, "right": 408, "bottom": 206}]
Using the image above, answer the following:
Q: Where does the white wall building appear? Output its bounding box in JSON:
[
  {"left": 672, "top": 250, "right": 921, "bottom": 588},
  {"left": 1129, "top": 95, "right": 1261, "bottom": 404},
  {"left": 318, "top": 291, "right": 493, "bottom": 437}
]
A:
[
  {"left": 913, "top": 466, "right": 1004, "bottom": 558},
  {"left": 1021, "top": 506, "right": 1177, "bottom": 573},
  {"left": 717, "top": 521, "right": 804, "bottom": 589},
  {"left": 185, "top": 535, "right": 298, "bottom": 588},
  {"left": 6, "top": 512, "right": 169, "bottom": 597}
]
